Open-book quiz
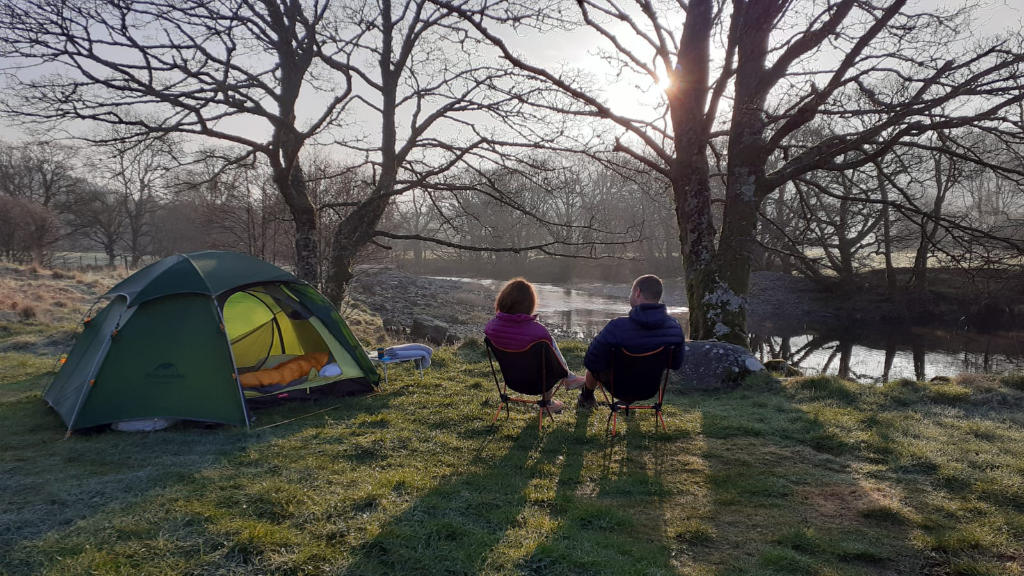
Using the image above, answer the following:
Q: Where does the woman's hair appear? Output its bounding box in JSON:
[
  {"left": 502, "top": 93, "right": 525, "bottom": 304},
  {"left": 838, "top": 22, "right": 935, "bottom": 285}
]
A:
[{"left": 495, "top": 278, "right": 537, "bottom": 315}]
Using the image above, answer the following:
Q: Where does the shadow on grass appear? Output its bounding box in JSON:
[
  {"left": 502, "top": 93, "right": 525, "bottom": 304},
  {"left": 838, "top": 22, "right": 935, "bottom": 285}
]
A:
[
  {"left": 516, "top": 408, "right": 678, "bottom": 575},
  {"left": 676, "top": 376, "right": 928, "bottom": 575},
  {"left": 336, "top": 418, "right": 545, "bottom": 575},
  {"left": 339, "top": 405, "right": 681, "bottom": 576},
  {"left": 0, "top": 372, "right": 396, "bottom": 574}
]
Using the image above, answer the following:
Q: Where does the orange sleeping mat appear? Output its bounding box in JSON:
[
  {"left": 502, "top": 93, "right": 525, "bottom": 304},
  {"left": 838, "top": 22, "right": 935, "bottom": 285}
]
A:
[{"left": 239, "top": 352, "right": 329, "bottom": 388}]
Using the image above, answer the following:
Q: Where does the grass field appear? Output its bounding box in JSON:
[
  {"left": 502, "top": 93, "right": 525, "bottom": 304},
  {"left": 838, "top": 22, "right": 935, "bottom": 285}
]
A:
[
  {"left": 2, "top": 263, "right": 1024, "bottom": 575},
  {"left": 3, "top": 336, "right": 1024, "bottom": 575}
]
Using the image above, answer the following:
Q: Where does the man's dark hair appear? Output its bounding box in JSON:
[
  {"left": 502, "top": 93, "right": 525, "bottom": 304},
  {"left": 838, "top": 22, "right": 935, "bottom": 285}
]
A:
[{"left": 633, "top": 274, "right": 663, "bottom": 302}]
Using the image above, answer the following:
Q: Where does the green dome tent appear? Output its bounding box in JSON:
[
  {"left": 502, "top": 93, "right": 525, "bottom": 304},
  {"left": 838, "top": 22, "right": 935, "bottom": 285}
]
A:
[{"left": 44, "top": 251, "right": 380, "bottom": 432}]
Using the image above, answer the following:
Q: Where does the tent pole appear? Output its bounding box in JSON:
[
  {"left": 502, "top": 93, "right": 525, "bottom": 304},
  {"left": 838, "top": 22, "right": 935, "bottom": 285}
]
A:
[
  {"left": 212, "top": 297, "right": 251, "bottom": 430},
  {"left": 65, "top": 298, "right": 125, "bottom": 433}
]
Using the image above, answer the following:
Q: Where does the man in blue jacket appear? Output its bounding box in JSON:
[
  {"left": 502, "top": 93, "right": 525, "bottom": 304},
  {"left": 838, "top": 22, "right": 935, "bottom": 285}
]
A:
[{"left": 576, "top": 274, "right": 685, "bottom": 408}]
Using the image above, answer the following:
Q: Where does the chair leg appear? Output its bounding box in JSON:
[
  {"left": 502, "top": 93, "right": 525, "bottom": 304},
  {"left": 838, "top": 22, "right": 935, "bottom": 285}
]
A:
[
  {"left": 606, "top": 409, "right": 619, "bottom": 437},
  {"left": 658, "top": 409, "right": 667, "bottom": 432},
  {"left": 494, "top": 397, "right": 559, "bottom": 431},
  {"left": 544, "top": 406, "right": 555, "bottom": 426},
  {"left": 493, "top": 401, "right": 510, "bottom": 424}
]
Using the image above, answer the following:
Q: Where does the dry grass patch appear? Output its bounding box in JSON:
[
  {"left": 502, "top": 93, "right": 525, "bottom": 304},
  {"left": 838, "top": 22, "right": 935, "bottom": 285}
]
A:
[
  {"left": 1000, "top": 372, "right": 1024, "bottom": 391},
  {"left": 0, "top": 263, "right": 120, "bottom": 326},
  {"left": 799, "top": 481, "right": 906, "bottom": 527}
]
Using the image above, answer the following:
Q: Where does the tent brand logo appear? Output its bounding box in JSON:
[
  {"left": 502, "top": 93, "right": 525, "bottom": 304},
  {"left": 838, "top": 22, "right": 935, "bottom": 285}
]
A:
[{"left": 145, "top": 362, "right": 185, "bottom": 383}]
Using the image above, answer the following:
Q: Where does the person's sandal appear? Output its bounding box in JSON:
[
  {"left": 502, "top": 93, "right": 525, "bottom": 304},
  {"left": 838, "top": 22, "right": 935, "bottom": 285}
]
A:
[
  {"left": 564, "top": 375, "right": 587, "bottom": 390},
  {"left": 544, "top": 399, "right": 565, "bottom": 415}
]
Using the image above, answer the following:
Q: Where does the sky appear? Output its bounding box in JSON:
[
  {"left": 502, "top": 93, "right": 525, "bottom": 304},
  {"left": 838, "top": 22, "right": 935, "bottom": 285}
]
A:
[{"left": 0, "top": 0, "right": 1021, "bottom": 149}]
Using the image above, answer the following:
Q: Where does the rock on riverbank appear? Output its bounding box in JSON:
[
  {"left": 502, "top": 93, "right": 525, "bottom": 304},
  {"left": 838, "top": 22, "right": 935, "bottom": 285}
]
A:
[
  {"left": 672, "top": 341, "right": 766, "bottom": 390},
  {"left": 347, "top": 268, "right": 494, "bottom": 342}
]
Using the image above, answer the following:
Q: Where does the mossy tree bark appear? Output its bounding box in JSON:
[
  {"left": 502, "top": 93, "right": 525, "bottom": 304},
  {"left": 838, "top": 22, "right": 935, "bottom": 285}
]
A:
[{"left": 668, "top": 0, "right": 776, "bottom": 345}]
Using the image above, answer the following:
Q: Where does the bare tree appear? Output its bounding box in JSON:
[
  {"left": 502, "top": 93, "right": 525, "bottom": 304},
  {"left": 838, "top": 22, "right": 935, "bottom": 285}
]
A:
[
  {"left": 907, "top": 139, "right": 968, "bottom": 294},
  {"left": 164, "top": 151, "right": 294, "bottom": 260},
  {"left": 314, "top": 0, "right": 614, "bottom": 302},
  {"left": 446, "top": 0, "right": 1024, "bottom": 346},
  {"left": 0, "top": 0, "right": 354, "bottom": 283},
  {"left": 93, "top": 130, "right": 181, "bottom": 267},
  {"left": 0, "top": 194, "right": 60, "bottom": 265},
  {"left": 387, "top": 188, "right": 447, "bottom": 269},
  {"left": 64, "top": 183, "right": 126, "bottom": 266},
  {"left": 0, "top": 139, "right": 79, "bottom": 265},
  {"left": 762, "top": 166, "right": 885, "bottom": 283},
  {"left": 0, "top": 139, "right": 79, "bottom": 208},
  {"left": 1, "top": 0, "right": 615, "bottom": 305}
]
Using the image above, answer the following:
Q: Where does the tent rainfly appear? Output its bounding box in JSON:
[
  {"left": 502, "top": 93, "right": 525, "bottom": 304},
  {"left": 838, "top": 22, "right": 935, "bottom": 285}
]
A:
[{"left": 44, "top": 251, "right": 380, "bottom": 432}]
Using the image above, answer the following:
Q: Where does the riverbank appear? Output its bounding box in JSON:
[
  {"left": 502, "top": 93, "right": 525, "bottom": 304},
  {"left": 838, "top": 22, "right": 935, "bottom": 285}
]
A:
[
  {"left": 343, "top": 267, "right": 858, "bottom": 341},
  {"left": 348, "top": 266, "right": 1024, "bottom": 342}
]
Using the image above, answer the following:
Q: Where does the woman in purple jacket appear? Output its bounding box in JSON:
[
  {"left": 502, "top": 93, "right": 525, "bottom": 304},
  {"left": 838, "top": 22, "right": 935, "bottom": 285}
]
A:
[{"left": 484, "top": 278, "right": 586, "bottom": 412}]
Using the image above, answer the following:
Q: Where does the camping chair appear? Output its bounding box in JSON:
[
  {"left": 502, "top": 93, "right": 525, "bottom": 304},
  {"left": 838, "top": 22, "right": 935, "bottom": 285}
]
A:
[
  {"left": 597, "top": 345, "right": 679, "bottom": 437},
  {"left": 484, "top": 337, "right": 568, "bottom": 431}
]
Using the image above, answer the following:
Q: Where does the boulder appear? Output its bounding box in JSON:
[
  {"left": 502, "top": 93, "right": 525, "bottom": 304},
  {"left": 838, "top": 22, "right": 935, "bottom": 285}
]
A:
[
  {"left": 411, "top": 315, "right": 448, "bottom": 344},
  {"left": 670, "top": 340, "right": 767, "bottom": 391},
  {"left": 381, "top": 315, "right": 405, "bottom": 334}
]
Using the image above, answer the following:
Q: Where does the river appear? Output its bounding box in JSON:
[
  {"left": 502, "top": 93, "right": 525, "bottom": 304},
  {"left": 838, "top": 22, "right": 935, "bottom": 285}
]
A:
[{"left": 438, "top": 276, "right": 1024, "bottom": 383}]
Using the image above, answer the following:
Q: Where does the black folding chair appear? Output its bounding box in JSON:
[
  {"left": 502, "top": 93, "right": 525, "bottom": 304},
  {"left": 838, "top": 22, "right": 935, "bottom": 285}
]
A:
[
  {"left": 597, "top": 345, "right": 678, "bottom": 436},
  {"left": 484, "top": 337, "right": 568, "bottom": 431}
]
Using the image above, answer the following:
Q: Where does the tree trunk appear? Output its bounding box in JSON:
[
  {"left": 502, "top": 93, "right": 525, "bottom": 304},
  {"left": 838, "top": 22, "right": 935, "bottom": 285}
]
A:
[
  {"left": 713, "top": 186, "right": 759, "bottom": 346},
  {"left": 882, "top": 339, "right": 896, "bottom": 382},
  {"left": 837, "top": 196, "right": 855, "bottom": 282},
  {"left": 274, "top": 164, "right": 319, "bottom": 285},
  {"left": 910, "top": 155, "right": 948, "bottom": 295},
  {"left": 413, "top": 239, "right": 423, "bottom": 269},
  {"left": 837, "top": 337, "right": 853, "bottom": 380},
  {"left": 712, "top": 0, "right": 774, "bottom": 347},
  {"left": 877, "top": 165, "right": 897, "bottom": 293},
  {"left": 324, "top": 195, "right": 391, "bottom": 305},
  {"left": 128, "top": 217, "right": 143, "bottom": 268},
  {"left": 910, "top": 219, "right": 930, "bottom": 294},
  {"left": 667, "top": 0, "right": 721, "bottom": 341},
  {"left": 912, "top": 339, "right": 926, "bottom": 381}
]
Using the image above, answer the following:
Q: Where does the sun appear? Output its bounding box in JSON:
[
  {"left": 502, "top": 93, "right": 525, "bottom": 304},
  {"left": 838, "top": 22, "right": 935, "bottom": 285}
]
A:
[{"left": 601, "top": 71, "right": 672, "bottom": 119}]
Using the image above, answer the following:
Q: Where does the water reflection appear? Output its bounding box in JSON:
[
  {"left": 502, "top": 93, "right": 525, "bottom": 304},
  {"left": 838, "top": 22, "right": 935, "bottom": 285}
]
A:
[
  {"left": 534, "top": 284, "right": 688, "bottom": 340},
  {"left": 437, "top": 276, "right": 1024, "bottom": 382},
  {"left": 751, "top": 331, "right": 1024, "bottom": 383},
  {"left": 435, "top": 276, "right": 688, "bottom": 339}
]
